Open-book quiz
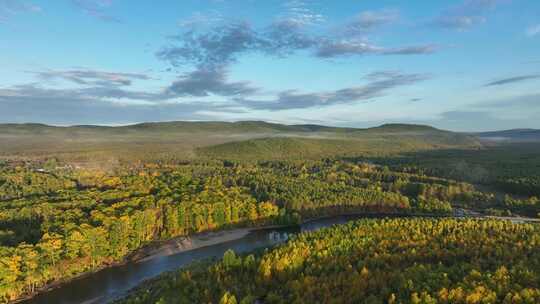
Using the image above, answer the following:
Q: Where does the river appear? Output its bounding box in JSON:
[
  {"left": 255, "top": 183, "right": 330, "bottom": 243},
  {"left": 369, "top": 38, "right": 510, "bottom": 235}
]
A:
[
  {"left": 20, "top": 212, "right": 540, "bottom": 304},
  {"left": 23, "top": 214, "right": 389, "bottom": 304}
]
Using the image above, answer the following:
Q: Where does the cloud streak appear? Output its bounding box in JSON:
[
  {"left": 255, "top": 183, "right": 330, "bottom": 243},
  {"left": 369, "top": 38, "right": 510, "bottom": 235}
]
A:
[
  {"left": 3, "top": 65, "right": 259, "bottom": 108},
  {"left": 280, "top": 0, "right": 325, "bottom": 26},
  {"left": 0, "top": 83, "right": 165, "bottom": 103},
  {"left": 29, "top": 69, "right": 152, "bottom": 86},
  {"left": 485, "top": 75, "right": 540, "bottom": 86},
  {"left": 235, "top": 71, "right": 430, "bottom": 110},
  {"left": 431, "top": 0, "right": 505, "bottom": 30},
  {"left": 343, "top": 9, "right": 399, "bottom": 35},
  {"left": 0, "top": 68, "right": 429, "bottom": 125},
  {"left": 0, "top": 92, "right": 223, "bottom": 125},
  {"left": 0, "top": 80, "right": 245, "bottom": 125},
  {"left": 316, "top": 40, "right": 436, "bottom": 58}
]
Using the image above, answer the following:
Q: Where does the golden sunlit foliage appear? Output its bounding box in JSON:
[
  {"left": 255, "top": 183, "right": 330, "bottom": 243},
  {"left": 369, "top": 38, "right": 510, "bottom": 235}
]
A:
[
  {"left": 0, "top": 158, "right": 535, "bottom": 302},
  {"left": 120, "top": 218, "right": 540, "bottom": 304}
]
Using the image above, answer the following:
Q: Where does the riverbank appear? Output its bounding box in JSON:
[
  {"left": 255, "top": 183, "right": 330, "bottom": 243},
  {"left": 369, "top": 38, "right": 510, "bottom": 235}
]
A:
[
  {"left": 16, "top": 213, "right": 408, "bottom": 303},
  {"left": 16, "top": 211, "right": 540, "bottom": 303},
  {"left": 130, "top": 212, "right": 456, "bottom": 264},
  {"left": 15, "top": 223, "right": 293, "bottom": 304},
  {"left": 128, "top": 223, "right": 296, "bottom": 263},
  {"left": 131, "top": 226, "right": 284, "bottom": 263},
  {"left": 14, "top": 260, "right": 121, "bottom": 304}
]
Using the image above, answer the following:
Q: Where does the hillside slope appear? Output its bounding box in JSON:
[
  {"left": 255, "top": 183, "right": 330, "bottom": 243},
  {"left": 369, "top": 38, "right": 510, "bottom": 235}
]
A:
[
  {"left": 198, "top": 125, "right": 481, "bottom": 160},
  {"left": 0, "top": 121, "right": 481, "bottom": 163}
]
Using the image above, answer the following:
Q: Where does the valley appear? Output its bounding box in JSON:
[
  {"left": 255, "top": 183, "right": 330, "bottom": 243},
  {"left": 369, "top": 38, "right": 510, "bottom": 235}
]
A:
[{"left": 0, "top": 122, "right": 539, "bottom": 303}]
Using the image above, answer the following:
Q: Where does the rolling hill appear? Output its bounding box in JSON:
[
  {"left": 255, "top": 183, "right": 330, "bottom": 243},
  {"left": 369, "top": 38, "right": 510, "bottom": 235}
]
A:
[
  {"left": 198, "top": 124, "right": 481, "bottom": 160},
  {"left": 0, "top": 121, "right": 481, "bottom": 164}
]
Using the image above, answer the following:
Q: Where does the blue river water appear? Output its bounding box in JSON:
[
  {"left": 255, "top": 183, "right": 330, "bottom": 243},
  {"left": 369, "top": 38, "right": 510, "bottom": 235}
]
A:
[{"left": 23, "top": 214, "right": 395, "bottom": 304}]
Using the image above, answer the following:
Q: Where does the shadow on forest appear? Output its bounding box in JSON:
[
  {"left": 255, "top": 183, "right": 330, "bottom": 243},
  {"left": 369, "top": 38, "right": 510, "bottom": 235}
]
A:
[
  {"left": 0, "top": 217, "right": 43, "bottom": 246},
  {"left": 342, "top": 142, "right": 540, "bottom": 186}
]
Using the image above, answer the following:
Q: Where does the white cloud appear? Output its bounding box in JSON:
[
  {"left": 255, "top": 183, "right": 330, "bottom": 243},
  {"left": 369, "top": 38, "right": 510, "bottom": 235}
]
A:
[{"left": 280, "top": 0, "right": 325, "bottom": 26}]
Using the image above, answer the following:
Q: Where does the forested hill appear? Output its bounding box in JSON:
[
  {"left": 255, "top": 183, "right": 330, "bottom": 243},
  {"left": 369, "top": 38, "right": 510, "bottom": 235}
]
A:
[
  {"left": 0, "top": 120, "right": 352, "bottom": 135},
  {"left": 0, "top": 121, "right": 481, "bottom": 163},
  {"left": 198, "top": 124, "right": 481, "bottom": 160},
  {"left": 0, "top": 121, "right": 438, "bottom": 135}
]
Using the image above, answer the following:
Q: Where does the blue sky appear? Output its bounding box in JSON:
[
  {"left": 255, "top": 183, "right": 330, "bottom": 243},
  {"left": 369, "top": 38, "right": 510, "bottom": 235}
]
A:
[{"left": 0, "top": 0, "right": 539, "bottom": 131}]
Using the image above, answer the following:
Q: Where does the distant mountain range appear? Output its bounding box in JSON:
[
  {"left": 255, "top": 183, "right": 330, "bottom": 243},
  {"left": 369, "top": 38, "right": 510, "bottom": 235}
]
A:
[
  {"left": 0, "top": 121, "right": 437, "bottom": 134},
  {"left": 475, "top": 129, "right": 540, "bottom": 142},
  {"left": 0, "top": 120, "right": 506, "bottom": 163}
]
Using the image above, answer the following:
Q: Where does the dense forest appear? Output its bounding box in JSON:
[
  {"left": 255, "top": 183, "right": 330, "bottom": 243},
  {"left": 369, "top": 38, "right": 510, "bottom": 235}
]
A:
[
  {"left": 0, "top": 156, "right": 538, "bottom": 302},
  {"left": 118, "top": 218, "right": 540, "bottom": 304},
  {"left": 366, "top": 143, "right": 540, "bottom": 198},
  {"left": 0, "top": 123, "right": 539, "bottom": 303}
]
